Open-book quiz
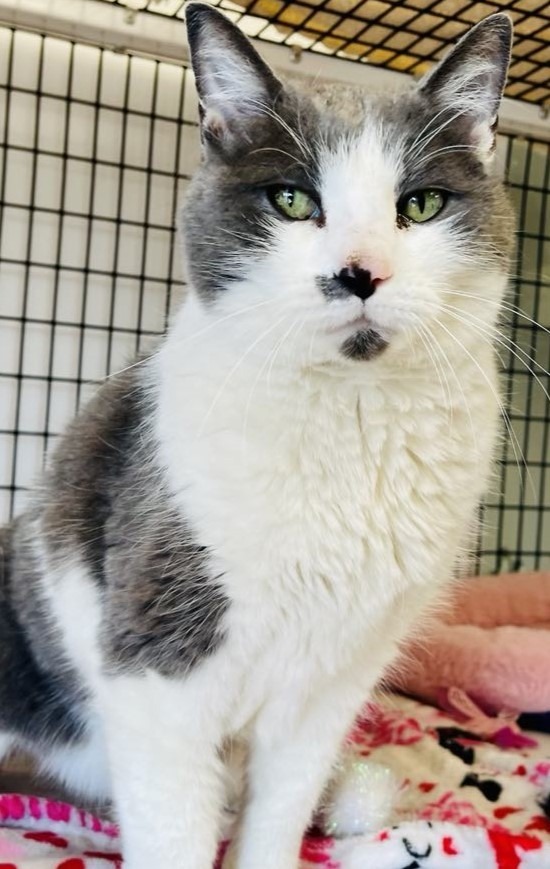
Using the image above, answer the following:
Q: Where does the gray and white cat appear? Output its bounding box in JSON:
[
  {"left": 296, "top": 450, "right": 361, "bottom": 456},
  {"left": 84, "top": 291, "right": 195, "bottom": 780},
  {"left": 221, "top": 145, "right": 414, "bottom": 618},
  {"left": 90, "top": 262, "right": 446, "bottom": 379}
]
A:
[{"left": 0, "top": 6, "right": 514, "bottom": 868}]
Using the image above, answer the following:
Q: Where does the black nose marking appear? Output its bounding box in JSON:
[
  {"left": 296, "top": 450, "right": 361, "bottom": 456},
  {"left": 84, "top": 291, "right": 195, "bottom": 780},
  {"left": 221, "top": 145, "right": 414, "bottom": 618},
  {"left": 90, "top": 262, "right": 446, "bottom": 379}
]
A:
[{"left": 336, "top": 266, "right": 376, "bottom": 301}]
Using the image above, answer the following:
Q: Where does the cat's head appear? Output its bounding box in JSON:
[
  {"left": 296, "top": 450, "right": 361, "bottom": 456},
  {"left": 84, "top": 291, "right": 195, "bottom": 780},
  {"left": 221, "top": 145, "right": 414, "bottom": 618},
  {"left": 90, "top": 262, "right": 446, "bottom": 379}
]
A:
[{"left": 182, "top": 4, "right": 514, "bottom": 372}]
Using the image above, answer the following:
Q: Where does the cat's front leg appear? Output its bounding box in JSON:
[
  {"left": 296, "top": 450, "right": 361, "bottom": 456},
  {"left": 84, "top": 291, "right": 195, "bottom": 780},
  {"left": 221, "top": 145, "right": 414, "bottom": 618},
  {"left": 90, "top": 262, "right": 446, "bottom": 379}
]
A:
[
  {"left": 226, "top": 678, "right": 371, "bottom": 869},
  {"left": 100, "top": 670, "right": 225, "bottom": 869}
]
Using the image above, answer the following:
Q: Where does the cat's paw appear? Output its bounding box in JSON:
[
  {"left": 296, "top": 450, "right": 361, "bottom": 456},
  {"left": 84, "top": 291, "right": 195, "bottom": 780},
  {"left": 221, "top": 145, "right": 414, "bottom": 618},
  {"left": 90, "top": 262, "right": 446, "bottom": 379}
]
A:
[{"left": 320, "top": 757, "right": 400, "bottom": 837}]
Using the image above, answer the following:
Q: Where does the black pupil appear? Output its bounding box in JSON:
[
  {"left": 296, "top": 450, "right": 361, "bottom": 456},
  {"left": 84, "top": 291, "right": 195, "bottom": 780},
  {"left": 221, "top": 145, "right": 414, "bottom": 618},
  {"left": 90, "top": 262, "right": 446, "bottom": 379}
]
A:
[
  {"left": 416, "top": 191, "right": 426, "bottom": 212},
  {"left": 282, "top": 189, "right": 294, "bottom": 207}
]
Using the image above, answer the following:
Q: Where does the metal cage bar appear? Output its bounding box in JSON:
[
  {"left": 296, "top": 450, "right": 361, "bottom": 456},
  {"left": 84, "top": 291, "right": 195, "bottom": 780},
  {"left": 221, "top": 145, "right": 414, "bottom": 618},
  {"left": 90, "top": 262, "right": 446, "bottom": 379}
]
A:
[{"left": 98, "top": 0, "right": 550, "bottom": 106}]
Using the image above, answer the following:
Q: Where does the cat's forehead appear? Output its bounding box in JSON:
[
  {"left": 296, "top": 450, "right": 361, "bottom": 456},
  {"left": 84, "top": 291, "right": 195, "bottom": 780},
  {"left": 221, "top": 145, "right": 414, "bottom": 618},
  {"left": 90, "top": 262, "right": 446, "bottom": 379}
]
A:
[
  {"left": 216, "top": 81, "right": 414, "bottom": 188},
  {"left": 198, "top": 77, "right": 488, "bottom": 210},
  {"left": 286, "top": 80, "right": 435, "bottom": 162},
  {"left": 281, "top": 81, "right": 489, "bottom": 196},
  {"left": 283, "top": 76, "right": 374, "bottom": 124}
]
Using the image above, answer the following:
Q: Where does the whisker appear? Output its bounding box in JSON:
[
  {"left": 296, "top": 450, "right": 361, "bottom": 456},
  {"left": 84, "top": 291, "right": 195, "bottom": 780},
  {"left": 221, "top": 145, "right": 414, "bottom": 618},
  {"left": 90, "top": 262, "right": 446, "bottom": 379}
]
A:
[
  {"left": 404, "top": 105, "right": 474, "bottom": 164},
  {"left": 411, "top": 144, "right": 478, "bottom": 171},
  {"left": 443, "top": 289, "right": 550, "bottom": 338},
  {"left": 413, "top": 313, "right": 479, "bottom": 449},
  {"left": 246, "top": 97, "right": 314, "bottom": 164},
  {"left": 439, "top": 303, "right": 550, "bottom": 389},
  {"left": 430, "top": 314, "right": 534, "bottom": 499},
  {"left": 164, "top": 297, "right": 281, "bottom": 356},
  {"left": 266, "top": 317, "right": 305, "bottom": 397},
  {"left": 247, "top": 146, "right": 308, "bottom": 167},
  {"left": 196, "top": 312, "right": 289, "bottom": 439},
  {"left": 240, "top": 316, "right": 302, "bottom": 456},
  {"left": 103, "top": 353, "right": 157, "bottom": 382},
  {"left": 413, "top": 318, "right": 453, "bottom": 418}
]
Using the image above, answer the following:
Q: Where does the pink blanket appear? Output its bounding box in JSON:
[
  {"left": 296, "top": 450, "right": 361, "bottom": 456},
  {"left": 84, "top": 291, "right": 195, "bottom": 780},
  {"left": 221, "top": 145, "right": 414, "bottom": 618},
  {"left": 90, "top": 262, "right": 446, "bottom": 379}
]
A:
[{"left": 2, "top": 695, "right": 550, "bottom": 867}]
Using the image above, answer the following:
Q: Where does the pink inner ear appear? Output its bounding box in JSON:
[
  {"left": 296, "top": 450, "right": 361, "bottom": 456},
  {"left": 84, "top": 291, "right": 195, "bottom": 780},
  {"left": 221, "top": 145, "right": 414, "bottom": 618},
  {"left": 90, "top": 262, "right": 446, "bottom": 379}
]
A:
[
  {"left": 471, "top": 118, "right": 498, "bottom": 159},
  {"left": 204, "top": 108, "right": 227, "bottom": 140}
]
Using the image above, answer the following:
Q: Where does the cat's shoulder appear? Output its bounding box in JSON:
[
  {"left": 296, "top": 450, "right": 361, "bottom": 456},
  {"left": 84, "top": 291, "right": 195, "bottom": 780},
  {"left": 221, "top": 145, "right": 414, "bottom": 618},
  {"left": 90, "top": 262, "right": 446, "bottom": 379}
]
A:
[
  {"left": 48, "top": 352, "right": 156, "bottom": 483},
  {"left": 35, "top": 351, "right": 162, "bottom": 577}
]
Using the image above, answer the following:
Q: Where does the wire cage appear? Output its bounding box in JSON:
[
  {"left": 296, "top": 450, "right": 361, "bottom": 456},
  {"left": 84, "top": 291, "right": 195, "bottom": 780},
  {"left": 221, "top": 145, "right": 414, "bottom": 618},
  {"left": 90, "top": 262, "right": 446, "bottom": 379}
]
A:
[
  {"left": 0, "top": 11, "right": 548, "bottom": 574},
  {"left": 101, "top": 0, "right": 550, "bottom": 105}
]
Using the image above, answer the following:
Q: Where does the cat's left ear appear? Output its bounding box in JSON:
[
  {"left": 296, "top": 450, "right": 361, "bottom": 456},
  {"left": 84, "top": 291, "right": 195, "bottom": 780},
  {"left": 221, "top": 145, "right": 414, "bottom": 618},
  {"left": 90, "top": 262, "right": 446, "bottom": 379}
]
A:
[
  {"left": 418, "top": 14, "right": 512, "bottom": 157},
  {"left": 185, "top": 3, "right": 283, "bottom": 149}
]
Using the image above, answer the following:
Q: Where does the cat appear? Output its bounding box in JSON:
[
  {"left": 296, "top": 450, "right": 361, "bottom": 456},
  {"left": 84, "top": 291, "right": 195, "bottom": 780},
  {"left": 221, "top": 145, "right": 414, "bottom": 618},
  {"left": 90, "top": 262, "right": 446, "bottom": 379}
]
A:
[{"left": 0, "top": 5, "right": 514, "bottom": 869}]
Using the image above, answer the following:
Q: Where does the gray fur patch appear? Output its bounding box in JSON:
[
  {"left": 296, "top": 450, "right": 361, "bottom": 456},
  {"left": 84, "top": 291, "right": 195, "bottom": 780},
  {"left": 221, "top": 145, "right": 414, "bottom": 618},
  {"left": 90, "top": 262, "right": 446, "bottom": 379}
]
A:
[
  {"left": 0, "top": 519, "right": 87, "bottom": 749},
  {"left": 0, "top": 362, "right": 229, "bottom": 752},
  {"left": 40, "top": 363, "right": 229, "bottom": 677},
  {"left": 183, "top": 82, "right": 514, "bottom": 311},
  {"left": 340, "top": 329, "right": 388, "bottom": 361},
  {"left": 381, "top": 94, "right": 515, "bottom": 261},
  {"left": 316, "top": 275, "right": 347, "bottom": 302},
  {"left": 181, "top": 85, "right": 353, "bottom": 302}
]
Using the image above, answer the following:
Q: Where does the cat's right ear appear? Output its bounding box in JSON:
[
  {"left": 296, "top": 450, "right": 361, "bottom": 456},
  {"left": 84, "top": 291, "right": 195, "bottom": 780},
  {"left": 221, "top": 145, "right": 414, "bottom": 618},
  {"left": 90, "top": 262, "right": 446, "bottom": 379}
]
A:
[{"left": 185, "top": 3, "right": 283, "bottom": 149}]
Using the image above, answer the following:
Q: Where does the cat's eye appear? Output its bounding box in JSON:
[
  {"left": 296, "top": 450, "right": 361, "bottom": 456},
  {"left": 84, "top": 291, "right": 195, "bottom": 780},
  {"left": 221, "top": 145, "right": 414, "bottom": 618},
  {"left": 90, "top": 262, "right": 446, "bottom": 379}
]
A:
[
  {"left": 399, "top": 189, "right": 447, "bottom": 224},
  {"left": 269, "top": 187, "right": 320, "bottom": 222}
]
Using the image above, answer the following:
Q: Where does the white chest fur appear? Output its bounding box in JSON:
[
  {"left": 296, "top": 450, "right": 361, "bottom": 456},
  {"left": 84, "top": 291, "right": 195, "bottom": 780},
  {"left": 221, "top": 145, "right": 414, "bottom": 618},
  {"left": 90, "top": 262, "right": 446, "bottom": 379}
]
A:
[{"left": 154, "top": 298, "right": 498, "bottom": 724}]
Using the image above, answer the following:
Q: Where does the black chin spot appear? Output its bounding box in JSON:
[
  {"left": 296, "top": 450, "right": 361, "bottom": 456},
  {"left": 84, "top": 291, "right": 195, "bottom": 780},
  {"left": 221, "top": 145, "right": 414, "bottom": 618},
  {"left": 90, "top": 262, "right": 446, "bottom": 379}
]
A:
[{"left": 340, "top": 329, "right": 388, "bottom": 361}]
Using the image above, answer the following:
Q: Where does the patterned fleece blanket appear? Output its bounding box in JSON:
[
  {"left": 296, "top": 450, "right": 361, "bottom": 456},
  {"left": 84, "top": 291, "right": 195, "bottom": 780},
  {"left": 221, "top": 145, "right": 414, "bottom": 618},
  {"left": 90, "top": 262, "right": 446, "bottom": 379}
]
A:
[{"left": 1, "top": 695, "right": 549, "bottom": 868}]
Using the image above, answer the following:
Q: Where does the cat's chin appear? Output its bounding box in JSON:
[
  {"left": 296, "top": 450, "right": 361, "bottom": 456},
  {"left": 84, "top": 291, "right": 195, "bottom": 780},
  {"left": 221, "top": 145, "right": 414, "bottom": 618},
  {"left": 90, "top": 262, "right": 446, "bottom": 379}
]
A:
[
  {"left": 339, "top": 328, "right": 389, "bottom": 362},
  {"left": 326, "top": 315, "right": 390, "bottom": 362}
]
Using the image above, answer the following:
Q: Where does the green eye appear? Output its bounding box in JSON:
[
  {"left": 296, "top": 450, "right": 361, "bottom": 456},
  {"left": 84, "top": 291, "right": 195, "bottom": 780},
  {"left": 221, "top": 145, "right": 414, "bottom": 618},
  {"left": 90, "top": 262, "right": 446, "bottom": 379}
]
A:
[
  {"left": 400, "top": 189, "right": 446, "bottom": 224},
  {"left": 269, "top": 187, "right": 320, "bottom": 221}
]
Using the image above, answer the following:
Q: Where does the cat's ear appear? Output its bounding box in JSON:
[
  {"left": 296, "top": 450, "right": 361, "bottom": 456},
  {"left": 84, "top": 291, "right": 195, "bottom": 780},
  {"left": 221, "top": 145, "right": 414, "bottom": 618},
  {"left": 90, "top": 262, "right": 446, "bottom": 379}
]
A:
[
  {"left": 418, "top": 14, "right": 512, "bottom": 156},
  {"left": 185, "top": 3, "right": 283, "bottom": 148}
]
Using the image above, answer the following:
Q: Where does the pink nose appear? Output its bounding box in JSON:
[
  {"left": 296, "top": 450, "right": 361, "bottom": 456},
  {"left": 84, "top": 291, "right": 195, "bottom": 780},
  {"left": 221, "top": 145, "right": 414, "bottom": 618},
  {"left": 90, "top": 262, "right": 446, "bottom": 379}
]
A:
[
  {"left": 349, "top": 256, "right": 393, "bottom": 285},
  {"left": 337, "top": 260, "right": 393, "bottom": 302}
]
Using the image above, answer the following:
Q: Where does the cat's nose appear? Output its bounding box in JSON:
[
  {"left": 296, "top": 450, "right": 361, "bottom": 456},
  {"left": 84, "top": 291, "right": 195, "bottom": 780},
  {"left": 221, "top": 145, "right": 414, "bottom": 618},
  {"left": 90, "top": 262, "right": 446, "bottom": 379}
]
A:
[{"left": 335, "top": 263, "right": 391, "bottom": 302}]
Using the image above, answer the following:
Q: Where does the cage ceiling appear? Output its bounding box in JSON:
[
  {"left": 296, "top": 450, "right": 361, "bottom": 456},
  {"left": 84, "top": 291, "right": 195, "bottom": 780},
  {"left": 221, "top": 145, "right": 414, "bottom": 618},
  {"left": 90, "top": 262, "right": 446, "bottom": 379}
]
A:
[{"left": 102, "top": 0, "right": 549, "bottom": 106}]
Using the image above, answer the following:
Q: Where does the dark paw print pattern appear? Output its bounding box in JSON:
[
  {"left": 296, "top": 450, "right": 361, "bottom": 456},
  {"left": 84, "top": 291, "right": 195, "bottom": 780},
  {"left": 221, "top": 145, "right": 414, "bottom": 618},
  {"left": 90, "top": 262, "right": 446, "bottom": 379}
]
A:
[
  {"left": 436, "top": 727, "right": 477, "bottom": 765},
  {"left": 460, "top": 773, "right": 503, "bottom": 803}
]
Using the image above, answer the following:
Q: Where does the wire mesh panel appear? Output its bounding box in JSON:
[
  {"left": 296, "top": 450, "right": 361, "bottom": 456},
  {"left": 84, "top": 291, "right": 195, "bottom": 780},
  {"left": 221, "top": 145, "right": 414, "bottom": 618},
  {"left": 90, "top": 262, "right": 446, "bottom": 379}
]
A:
[
  {"left": 101, "top": 0, "right": 550, "bottom": 105},
  {"left": 0, "top": 25, "right": 548, "bottom": 570},
  {"left": 480, "top": 136, "right": 550, "bottom": 574},
  {"left": 0, "top": 26, "right": 199, "bottom": 518}
]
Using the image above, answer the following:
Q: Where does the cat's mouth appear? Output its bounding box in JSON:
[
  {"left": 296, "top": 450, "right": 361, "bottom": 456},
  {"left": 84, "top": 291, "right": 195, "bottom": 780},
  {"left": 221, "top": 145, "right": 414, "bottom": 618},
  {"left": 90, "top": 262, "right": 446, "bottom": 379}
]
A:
[{"left": 327, "top": 314, "right": 371, "bottom": 334}]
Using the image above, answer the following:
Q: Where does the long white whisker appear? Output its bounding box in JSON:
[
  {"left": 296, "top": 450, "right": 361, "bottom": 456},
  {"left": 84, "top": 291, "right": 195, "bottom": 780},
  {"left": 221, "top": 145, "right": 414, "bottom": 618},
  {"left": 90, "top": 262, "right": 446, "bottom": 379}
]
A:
[
  {"left": 431, "top": 314, "right": 534, "bottom": 499},
  {"left": 404, "top": 105, "right": 473, "bottom": 164},
  {"left": 164, "top": 297, "right": 281, "bottom": 357},
  {"left": 240, "top": 316, "right": 303, "bottom": 457},
  {"left": 413, "top": 318, "right": 453, "bottom": 420},
  {"left": 436, "top": 302, "right": 550, "bottom": 388},
  {"left": 246, "top": 97, "right": 313, "bottom": 163},
  {"left": 412, "top": 144, "right": 478, "bottom": 171},
  {"left": 266, "top": 317, "right": 305, "bottom": 397},
  {"left": 413, "top": 314, "right": 479, "bottom": 449},
  {"left": 443, "top": 290, "right": 550, "bottom": 338},
  {"left": 103, "top": 353, "right": 157, "bottom": 382},
  {"left": 196, "top": 313, "right": 289, "bottom": 439},
  {"left": 427, "top": 322, "right": 479, "bottom": 450}
]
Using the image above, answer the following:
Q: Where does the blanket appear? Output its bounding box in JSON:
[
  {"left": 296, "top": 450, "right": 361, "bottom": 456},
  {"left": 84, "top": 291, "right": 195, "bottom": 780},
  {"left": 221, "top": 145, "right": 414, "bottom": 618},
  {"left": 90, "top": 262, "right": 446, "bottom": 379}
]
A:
[{"left": 1, "top": 695, "right": 549, "bottom": 868}]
